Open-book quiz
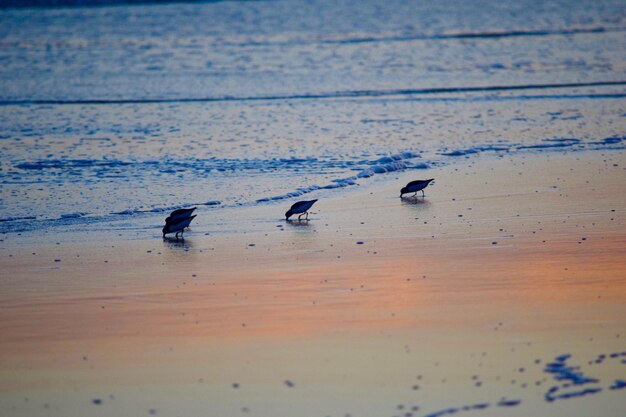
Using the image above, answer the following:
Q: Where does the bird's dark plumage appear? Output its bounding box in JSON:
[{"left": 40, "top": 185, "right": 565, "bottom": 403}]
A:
[
  {"left": 285, "top": 199, "right": 318, "bottom": 220},
  {"left": 165, "top": 207, "right": 197, "bottom": 224},
  {"left": 400, "top": 179, "right": 434, "bottom": 197},
  {"left": 162, "top": 215, "right": 196, "bottom": 238}
]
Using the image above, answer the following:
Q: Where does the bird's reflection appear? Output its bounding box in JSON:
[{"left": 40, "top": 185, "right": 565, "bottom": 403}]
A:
[
  {"left": 285, "top": 219, "right": 313, "bottom": 228},
  {"left": 162, "top": 236, "right": 193, "bottom": 251},
  {"left": 400, "top": 196, "right": 430, "bottom": 206}
]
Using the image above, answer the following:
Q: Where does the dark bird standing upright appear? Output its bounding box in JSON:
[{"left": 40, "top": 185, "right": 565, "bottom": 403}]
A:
[
  {"left": 400, "top": 179, "right": 434, "bottom": 197},
  {"left": 285, "top": 199, "right": 318, "bottom": 220}
]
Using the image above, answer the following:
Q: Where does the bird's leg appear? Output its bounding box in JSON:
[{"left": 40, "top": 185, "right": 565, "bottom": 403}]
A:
[
  {"left": 305, "top": 211, "right": 309, "bottom": 220},
  {"left": 175, "top": 231, "right": 179, "bottom": 239},
  {"left": 422, "top": 190, "right": 425, "bottom": 197},
  {"left": 298, "top": 213, "right": 304, "bottom": 221},
  {"left": 413, "top": 192, "right": 417, "bottom": 197}
]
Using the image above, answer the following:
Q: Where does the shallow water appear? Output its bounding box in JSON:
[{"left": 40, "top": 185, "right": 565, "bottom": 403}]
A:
[
  {"left": 1, "top": 0, "right": 625, "bottom": 101},
  {"left": 1, "top": 97, "right": 624, "bottom": 228},
  {"left": 1, "top": 0, "right": 625, "bottom": 231}
]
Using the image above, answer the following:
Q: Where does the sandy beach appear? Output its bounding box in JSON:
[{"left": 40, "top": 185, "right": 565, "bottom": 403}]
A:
[
  {"left": 2, "top": 1, "right": 626, "bottom": 416},
  {"left": 2, "top": 150, "right": 625, "bottom": 417}
]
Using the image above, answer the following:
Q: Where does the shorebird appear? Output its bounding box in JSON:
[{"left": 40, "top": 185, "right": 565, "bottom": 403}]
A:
[
  {"left": 162, "top": 215, "right": 196, "bottom": 238},
  {"left": 400, "top": 179, "right": 434, "bottom": 197},
  {"left": 165, "top": 207, "right": 197, "bottom": 224},
  {"left": 285, "top": 199, "right": 318, "bottom": 221}
]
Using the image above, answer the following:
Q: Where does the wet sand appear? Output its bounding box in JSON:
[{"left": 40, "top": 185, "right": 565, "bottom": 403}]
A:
[{"left": 1, "top": 151, "right": 626, "bottom": 417}]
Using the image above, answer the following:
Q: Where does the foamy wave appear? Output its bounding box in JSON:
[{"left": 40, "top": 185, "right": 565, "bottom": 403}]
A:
[
  {"left": 357, "top": 151, "right": 423, "bottom": 178},
  {"left": 257, "top": 152, "right": 424, "bottom": 203},
  {"left": 2, "top": 136, "right": 624, "bottom": 233},
  {"left": 60, "top": 212, "right": 87, "bottom": 219},
  {"left": 0, "top": 215, "right": 37, "bottom": 223}
]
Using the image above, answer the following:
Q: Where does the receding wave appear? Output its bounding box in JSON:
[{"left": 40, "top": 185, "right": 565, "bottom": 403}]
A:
[
  {"left": 440, "top": 136, "right": 623, "bottom": 157},
  {"left": 255, "top": 136, "right": 624, "bottom": 204},
  {"left": 237, "top": 26, "right": 626, "bottom": 47},
  {"left": 0, "top": 215, "right": 37, "bottom": 223},
  {"left": 0, "top": 81, "right": 624, "bottom": 106},
  {"left": 15, "top": 159, "right": 132, "bottom": 170},
  {"left": 1, "top": 136, "right": 623, "bottom": 232},
  {"left": 12, "top": 156, "right": 341, "bottom": 176},
  {"left": 256, "top": 152, "right": 427, "bottom": 203}
]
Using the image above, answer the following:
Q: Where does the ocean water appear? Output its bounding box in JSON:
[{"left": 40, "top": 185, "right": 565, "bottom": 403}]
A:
[{"left": 0, "top": 0, "right": 625, "bottom": 232}]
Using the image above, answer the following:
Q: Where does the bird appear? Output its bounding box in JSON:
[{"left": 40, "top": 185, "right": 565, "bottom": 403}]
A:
[
  {"left": 162, "top": 215, "right": 196, "bottom": 238},
  {"left": 285, "top": 199, "right": 318, "bottom": 221},
  {"left": 400, "top": 179, "right": 434, "bottom": 197},
  {"left": 165, "top": 207, "right": 197, "bottom": 224}
]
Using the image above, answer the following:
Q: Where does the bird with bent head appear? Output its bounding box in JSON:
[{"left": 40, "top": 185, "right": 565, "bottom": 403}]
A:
[
  {"left": 162, "top": 207, "right": 197, "bottom": 238},
  {"left": 400, "top": 179, "right": 434, "bottom": 197},
  {"left": 285, "top": 199, "right": 318, "bottom": 221}
]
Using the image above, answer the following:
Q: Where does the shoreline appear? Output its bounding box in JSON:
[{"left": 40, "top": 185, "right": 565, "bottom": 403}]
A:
[
  {"left": 2, "top": 147, "right": 624, "bottom": 240},
  {"left": 1, "top": 135, "right": 624, "bottom": 234}
]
